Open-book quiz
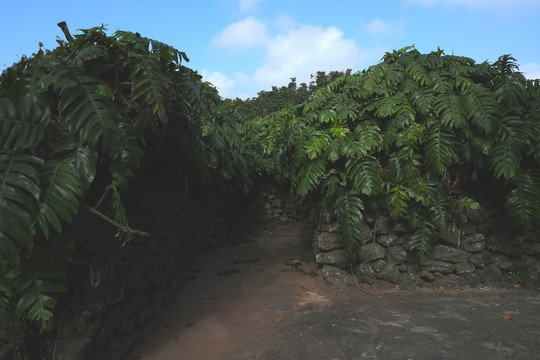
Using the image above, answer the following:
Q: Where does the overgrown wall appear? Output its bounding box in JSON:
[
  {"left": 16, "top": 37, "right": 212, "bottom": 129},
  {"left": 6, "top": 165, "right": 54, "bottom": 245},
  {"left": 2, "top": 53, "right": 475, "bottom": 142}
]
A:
[{"left": 314, "top": 206, "right": 540, "bottom": 290}]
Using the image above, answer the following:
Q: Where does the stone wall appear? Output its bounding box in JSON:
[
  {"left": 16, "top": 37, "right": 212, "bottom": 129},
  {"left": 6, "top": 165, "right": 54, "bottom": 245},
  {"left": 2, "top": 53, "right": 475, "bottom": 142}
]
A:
[{"left": 314, "top": 206, "right": 540, "bottom": 290}]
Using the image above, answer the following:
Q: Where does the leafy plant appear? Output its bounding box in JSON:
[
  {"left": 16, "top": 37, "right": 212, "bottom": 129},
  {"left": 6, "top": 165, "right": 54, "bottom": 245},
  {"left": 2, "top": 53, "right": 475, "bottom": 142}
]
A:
[
  {"left": 0, "top": 23, "right": 219, "bottom": 341},
  {"left": 266, "top": 46, "right": 540, "bottom": 254}
]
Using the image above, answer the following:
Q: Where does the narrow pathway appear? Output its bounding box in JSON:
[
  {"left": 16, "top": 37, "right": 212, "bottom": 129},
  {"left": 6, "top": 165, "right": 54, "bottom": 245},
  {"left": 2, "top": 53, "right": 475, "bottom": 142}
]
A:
[
  {"left": 127, "top": 221, "right": 332, "bottom": 360},
  {"left": 127, "top": 221, "right": 540, "bottom": 360}
]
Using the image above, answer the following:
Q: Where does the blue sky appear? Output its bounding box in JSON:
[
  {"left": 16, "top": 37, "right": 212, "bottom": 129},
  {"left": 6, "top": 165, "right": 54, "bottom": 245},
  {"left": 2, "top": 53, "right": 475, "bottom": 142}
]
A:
[{"left": 2, "top": 0, "right": 540, "bottom": 99}]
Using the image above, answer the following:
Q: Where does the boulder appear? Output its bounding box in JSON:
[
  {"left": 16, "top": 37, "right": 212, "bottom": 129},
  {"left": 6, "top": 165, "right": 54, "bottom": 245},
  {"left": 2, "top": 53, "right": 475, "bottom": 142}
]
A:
[
  {"left": 315, "top": 231, "right": 343, "bottom": 251},
  {"left": 388, "top": 245, "right": 408, "bottom": 264},
  {"left": 430, "top": 244, "right": 471, "bottom": 263},
  {"left": 420, "top": 259, "right": 454, "bottom": 274},
  {"left": 454, "top": 262, "right": 475, "bottom": 275},
  {"left": 436, "top": 230, "right": 459, "bottom": 247},
  {"left": 462, "top": 233, "right": 486, "bottom": 253},
  {"left": 377, "top": 264, "right": 400, "bottom": 283},
  {"left": 465, "top": 207, "right": 490, "bottom": 224},
  {"left": 315, "top": 249, "right": 354, "bottom": 267},
  {"left": 353, "top": 263, "right": 376, "bottom": 284},
  {"left": 377, "top": 233, "right": 398, "bottom": 247},
  {"left": 357, "top": 242, "right": 386, "bottom": 263},
  {"left": 375, "top": 215, "right": 391, "bottom": 234},
  {"left": 322, "top": 265, "right": 355, "bottom": 287},
  {"left": 470, "top": 251, "right": 494, "bottom": 269}
]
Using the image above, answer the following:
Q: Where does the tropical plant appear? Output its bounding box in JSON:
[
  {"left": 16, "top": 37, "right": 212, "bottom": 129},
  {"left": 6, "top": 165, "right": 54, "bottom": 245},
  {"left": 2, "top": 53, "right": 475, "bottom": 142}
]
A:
[
  {"left": 267, "top": 46, "right": 540, "bottom": 254},
  {"left": 0, "top": 23, "right": 223, "bottom": 341}
]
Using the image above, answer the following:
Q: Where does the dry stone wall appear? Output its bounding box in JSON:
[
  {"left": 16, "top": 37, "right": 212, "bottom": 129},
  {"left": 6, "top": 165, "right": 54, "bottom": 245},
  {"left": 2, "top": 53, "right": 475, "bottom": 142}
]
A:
[{"left": 314, "top": 206, "right": 540, "bottom": 290}]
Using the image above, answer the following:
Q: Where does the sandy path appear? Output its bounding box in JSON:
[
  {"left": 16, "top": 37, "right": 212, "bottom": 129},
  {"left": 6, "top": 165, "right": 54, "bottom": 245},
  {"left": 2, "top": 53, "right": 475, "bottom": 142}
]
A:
[{"left": 126, "top": 221, "right": 329, "bottom": 360}]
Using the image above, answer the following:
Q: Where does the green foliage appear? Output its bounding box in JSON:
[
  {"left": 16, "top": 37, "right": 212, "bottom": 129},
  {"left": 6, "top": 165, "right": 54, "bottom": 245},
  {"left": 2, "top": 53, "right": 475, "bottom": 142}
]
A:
[
  {"left": 0, "top": 24, "right": 233, "bottom": 340},
  {"left": 266, "top": 46, "right": 540, "bottom": 256}
]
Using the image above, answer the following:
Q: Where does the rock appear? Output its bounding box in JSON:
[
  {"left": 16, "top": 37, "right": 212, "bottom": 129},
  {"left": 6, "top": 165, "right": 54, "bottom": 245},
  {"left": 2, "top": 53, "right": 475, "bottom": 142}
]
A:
[
  {"left": 436, "top": 274, "right": 461, "bottom": 288},
  {"left": 486, "top": 233, "right": 522, "bottom": 256},
  {"left": 353, "top": 263, "right": 376, "bottom": 284},
  {"left": 388, "top": 246, "right": 408, "bottom": 264},
  {"left": 377, "top": 233, "right": 398, "bottom": 247},
  {"left": 518, "top": 242, "right": 540, "bottom": 255},
  {"left": 436, "top": 230, "right": 459, "bottom": 247},
  {"left": 95, "top": 308, "right": 128, "bottom": 345},
  {"left": 315, "top": 249, "right": 354, "bottom": 268},
  {"left": 372, "top": 259, "right": 386, "bottom": 273},
  {"left": 465, "top": 207, "right": 490, "bottom": 224},
  {"left": 462, "top": 234, "right": 486, "bottom": 253},
  {"left": 320, "top": 210, "right": 335, "bottom": 224},
  {"left": 461, "top": 223, "right": 477, "bottom": 235},
  {"left": 377, "top": 264, "right": 400, "bottom": 283},
  {"left": 493, "top": 255, "right": 513, "bottom": 272},
  {"left": 398, "top": 273, "right": 422, "bottom": 289},
  {"left": 398, "top": 264, "right": 408, "bottom": 272},
  {"left": 375, "top": 215, "right": 391, "bottom": 234},
  {"left": 126, "top": 263, "right": 153, "bottom": 293},
  {"left": 470, "top": 251, "right": 494, "bottom": 269},
  {"left": 420, "top": 259, "right": 454, "bottom": 274},
  {"left": 136, "top": 309, "right": 154, "bottom": 325},
  {"left": 430, "top": 244, "right": 471, "bottom": 263},
  {"left": 315, "top": 231, "right": 343, "bottom": 251},
  {"left": 318, "top": 223, "right": 339, "bottom": 233},
  {"left": 478, "top": 264, "right": 503, "bottom": 284},
  {"left": 357, "top": 243, "right": 386, "bottom": 263},
  {"left": 454, "top": 262, "right": 475, "bottom": 275},
  {"left": 390, "top": 221, "right": 409, "bottom": 235},
  {"left": 419, "top": 270, "right": 435, "bottom": 281},
  {"left": 108, "top": 335, "right": 133, "bottom": 357},
  {"left": 322, "top": 265, "right": 355, "bottom": 287}
]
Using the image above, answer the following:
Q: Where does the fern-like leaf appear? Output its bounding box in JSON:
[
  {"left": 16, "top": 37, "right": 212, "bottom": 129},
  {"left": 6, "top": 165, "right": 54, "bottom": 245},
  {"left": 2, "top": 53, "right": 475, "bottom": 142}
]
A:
[
  {"left": 345, "top": 156, "right": 382, "bottom": 196},
  {"left": 504, "top": 169, "right": 540, "bottom": 229},
  {"left": 336, "top": 190, "right": 365, "bottom": 249},
  {"left": 0, "top": 151, "right": 42, "bottom": 259},
  {"left": 424, "top": 120, "right": 455, "bottom": 174},
  {"left": 38, "top": 160, "right": 82, "bottom": 238},
  {"left": 297, "top": 158, "right": 327, "bottom": 195}
]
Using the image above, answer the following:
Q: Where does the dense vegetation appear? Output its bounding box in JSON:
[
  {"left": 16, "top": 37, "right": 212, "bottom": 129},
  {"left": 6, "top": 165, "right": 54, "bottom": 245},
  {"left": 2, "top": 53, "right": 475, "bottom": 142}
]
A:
[
  {"left": 263, "top": 46, "right": 540, "bottom": 253},
  {"left": 1, "top": 24, "right": 539, "bottom": 355},
  {"left": 0, "top": 23, "right": 260, "bottom": 346}
]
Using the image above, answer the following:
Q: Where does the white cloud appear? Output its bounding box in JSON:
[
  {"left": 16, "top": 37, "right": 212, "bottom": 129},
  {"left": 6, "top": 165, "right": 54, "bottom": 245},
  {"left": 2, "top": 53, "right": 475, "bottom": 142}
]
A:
[
  {"left": 367, "top": 18, "right": 398, "bottom": 35},
  {"left": 521, "top": 63, "right": 540, "bottom": 80},
  {"left": 201, "top": 70, "right": 236, "bottom": 99},
  {"left": 238, "top": 0, "right": 264, "bottom": 12},
  {"left": 405, "top": 0, "right": 540, "bottom": 9},
  {"left": 251, "top": 25, "right": 378, "bottom": 90},
  {"left": 210, "top": 16, "right": 269, "bottom": 51},
  {"left": 208, "top": 19, "right": 384, "bottom": 99}
]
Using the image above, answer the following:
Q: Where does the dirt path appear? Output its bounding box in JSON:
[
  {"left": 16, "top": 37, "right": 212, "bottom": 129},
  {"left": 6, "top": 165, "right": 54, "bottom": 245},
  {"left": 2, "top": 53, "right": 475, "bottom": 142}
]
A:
[
  {"left": 126, "top": 222, "right": 540, "bottom": 360},
  {"left": 127, "top": 221, "right": 330, "bottom": 360}
]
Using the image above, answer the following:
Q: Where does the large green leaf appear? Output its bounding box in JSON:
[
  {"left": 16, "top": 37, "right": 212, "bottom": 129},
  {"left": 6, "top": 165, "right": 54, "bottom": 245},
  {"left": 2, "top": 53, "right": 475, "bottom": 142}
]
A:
[
  {"left": 38, "top": 160, "right": 82, "bottom": 238},
  {"left": 424, "top": 120, "right": 455, "bottom": 174},
  {"left": 504, "top": 170, "right": 540, "bottom": 229},
  {"left": 336, "top": 190, "right": 365, "bottom": 249},
  {"left": 345, "top": 156, "right": 382, "bottom": 196},
  {"left": 0, "top": 151, "right": 43, "bottom": 258}
]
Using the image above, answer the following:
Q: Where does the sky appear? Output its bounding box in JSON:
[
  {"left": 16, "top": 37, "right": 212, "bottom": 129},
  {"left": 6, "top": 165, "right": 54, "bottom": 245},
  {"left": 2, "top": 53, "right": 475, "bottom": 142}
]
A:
[{"left": 1, "top": 0, "right": 540, "bottom": 99}]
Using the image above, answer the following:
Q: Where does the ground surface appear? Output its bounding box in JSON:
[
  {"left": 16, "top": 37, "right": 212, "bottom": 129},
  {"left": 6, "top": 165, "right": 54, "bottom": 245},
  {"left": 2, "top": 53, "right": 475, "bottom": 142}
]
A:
[{"left": 126, "top": 222, "right": 540, "bottom": 360}]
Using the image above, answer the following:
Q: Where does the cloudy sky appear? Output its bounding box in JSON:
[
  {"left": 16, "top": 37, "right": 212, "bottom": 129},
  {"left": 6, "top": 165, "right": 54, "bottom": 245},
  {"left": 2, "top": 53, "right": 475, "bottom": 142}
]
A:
[{"left": 2, "top": 0, "right": 540, "bottom": 99}]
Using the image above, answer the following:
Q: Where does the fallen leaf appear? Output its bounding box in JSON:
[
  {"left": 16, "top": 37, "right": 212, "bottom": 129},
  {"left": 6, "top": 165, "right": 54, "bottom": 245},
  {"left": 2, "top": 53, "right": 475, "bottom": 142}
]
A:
[
  {"left": 513, "top": 284, "right": 523, "bottom": 289},
  {"left": 271, "top": 318, "right": 283, "bottom": 323},
  {"left": 477, "top": 287, "right": 485, "bottom": 290},
  {"left": 500, "top": 316, "right": 513, "bottom": 320},
  {"left": 458, "top": 286, "right": 465, "bottom": 291},
  {"left": 441, "top": 290, "right": 449, "bottom": 293}
]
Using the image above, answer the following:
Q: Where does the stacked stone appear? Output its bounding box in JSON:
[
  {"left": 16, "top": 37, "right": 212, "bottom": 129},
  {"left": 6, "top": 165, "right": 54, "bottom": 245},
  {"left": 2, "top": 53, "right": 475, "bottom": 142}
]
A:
[{"left": 314, "top": 207, "right": 540, "bottom": 290}]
